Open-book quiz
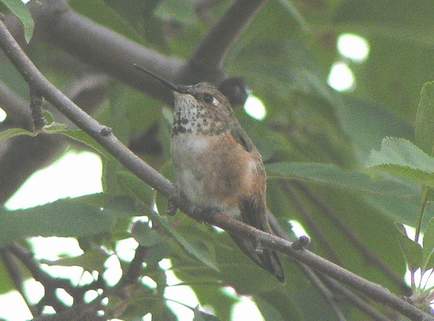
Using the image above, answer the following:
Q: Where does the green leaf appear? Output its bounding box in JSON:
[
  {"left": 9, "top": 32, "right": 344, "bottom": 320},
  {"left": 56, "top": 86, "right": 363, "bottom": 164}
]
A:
[
  {"left": 275, "top": 0, "right": 309, "bottom": 33},
  {"left": 131, "top": 221, "right": 161, "bottom": 247},
  {"left": 42, "top": 110, "right": 55, "bottom": 125},
  {"left": 0, "top": 196, "right": 124, "bottom": 246},
  {"left": 0, "top": 0, "right": 34, "bottom": 42},
  {"left": 0, "top": 125, "right": 114, "bottom": 161},
  {"left": 43, "top": 122, "right": 69, "bottom": 134},
  {"left": 150, "top": 212, "right": 219, "bottom": 272},
  {"left": 255, "top": 297, "right": 285, "bottom": 321},
  {"left": 415, "top": 81, "right": 434, "bottom": 155},
  {"left": 44, "top": 249, "right": 108, "bottom": 272},
  {"left": 366, "top": 137, "right": 434, "bottom": 187},
  {"left": 69, "top": 0, "right": 143, "bottom": 43},
  {"left": 338, "top": 96, "right": 413, "bottom": 161},
  {"left": 103, "top": 0, "right": 166, "bottom": 48},
  {"left": 396, "top": 226, "right": 423, "bottom": 269},
  {"left": 0, "top": 261, "right": 14, "bottom": 295},
  {"left": 423, "top": 218, "right": 434, "bottom": 269},
  {"left": 59, "top": 129, "right": 113, "bottom": 160},
  {"left": 155, "top": 0, "right": 196, "bottom": 24},
  {"left": 266, "top": 161, "right": 416, "bottom": 197},
  {"left": 365, "top": 194, "right": 434, "bottom": 228},
  {"left": 193, "top": 306, "right": 220, "bottom": 321},
  {"left": 333, "top": 0, "right": 434, "bottom": 120},
  {"left": 116, "top": 171, "right": 154, "bottom": 206},
  {"left": 0, "top": 127, "right": 35, "bottom": 141}
]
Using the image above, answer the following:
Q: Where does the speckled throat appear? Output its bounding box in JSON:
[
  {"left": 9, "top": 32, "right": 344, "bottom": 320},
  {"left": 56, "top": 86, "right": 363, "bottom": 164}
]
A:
[{"left": 172, "top": 94, "right": 229, "bottom": 136}]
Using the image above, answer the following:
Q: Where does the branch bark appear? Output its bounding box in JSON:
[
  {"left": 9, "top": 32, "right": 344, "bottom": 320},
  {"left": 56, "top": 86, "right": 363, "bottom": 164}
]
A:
[
  {"left": 26, "top": 0, "right": 182, "bottom": 103},
  {"left": 0, "top": 19, "right": 432, "bottom": 321}
]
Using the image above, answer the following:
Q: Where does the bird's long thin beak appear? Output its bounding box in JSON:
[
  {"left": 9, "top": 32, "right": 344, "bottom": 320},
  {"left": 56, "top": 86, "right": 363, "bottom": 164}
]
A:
[{"left": 133, "top": 64, "right": 188, "bottom": 94}]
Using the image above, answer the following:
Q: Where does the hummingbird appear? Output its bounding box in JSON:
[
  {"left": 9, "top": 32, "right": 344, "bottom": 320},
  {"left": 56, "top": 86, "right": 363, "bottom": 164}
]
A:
[{"left": 135, "top": 65, "right": 284, "bottom": 282}]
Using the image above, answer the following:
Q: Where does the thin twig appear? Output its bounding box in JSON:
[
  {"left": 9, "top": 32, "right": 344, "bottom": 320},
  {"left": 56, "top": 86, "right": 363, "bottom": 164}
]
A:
[
  {"left": 0, "top": 20, "right": 432, "bottom": 321},
  {"left": 29, "top": 85, "right": 45, "bottom": 131},
  {"left": 31, "top": 301, "right": 102, "bottom": 321},
  {"left": 8, "top": 244, "right": 73, "bottom": 312},
  {"left": 320, "top": 276, "right": 393, "bottom": 321},
  {"left": 298, "top": 264, "right": 348, "bottom": 321},
  {"left": 293, "top": 181, "right": 410, "bottom": 294},
  {"left": 117, "top": 245, "right": 148, "bottom": 289}
]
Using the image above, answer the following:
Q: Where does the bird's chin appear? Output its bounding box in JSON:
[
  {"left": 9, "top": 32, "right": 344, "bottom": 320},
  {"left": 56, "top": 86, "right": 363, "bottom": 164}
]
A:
[{"left": 174, "top": 92, "right": 197, "bottom": 109}]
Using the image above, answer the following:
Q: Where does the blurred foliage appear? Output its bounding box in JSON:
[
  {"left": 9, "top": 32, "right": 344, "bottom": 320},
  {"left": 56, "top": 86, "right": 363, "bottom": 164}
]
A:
[
  {"left": 1, "top": 0, "right": 434, "bottom": 320},
  {"left": 0, "top": 0, "right": 34, "bottom": 42}
]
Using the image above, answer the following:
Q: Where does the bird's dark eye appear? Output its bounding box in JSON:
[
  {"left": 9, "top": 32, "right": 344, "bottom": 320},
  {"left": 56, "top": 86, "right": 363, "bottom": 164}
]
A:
[{"left": 203, "top": 94, "right": 214, "bottom": 104}]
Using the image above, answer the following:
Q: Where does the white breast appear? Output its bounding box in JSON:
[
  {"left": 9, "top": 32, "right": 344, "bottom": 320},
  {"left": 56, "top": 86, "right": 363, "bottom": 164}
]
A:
[{"left": 171, "top": 134, "right": 210, "bottom": 205}]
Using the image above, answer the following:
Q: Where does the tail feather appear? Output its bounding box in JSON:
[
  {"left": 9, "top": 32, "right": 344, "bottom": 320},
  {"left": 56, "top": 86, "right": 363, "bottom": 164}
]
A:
[
  {"left": 236, "top": 196, "right": 285, "bottom": 282},
  {"left": 230, "top": 233, "right": 284, "bottom": 282}
]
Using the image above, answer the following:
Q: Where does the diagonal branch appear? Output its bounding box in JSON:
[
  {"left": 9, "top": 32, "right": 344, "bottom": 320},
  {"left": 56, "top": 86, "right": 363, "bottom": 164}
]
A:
[
  {"left": 319, "top": 276, "right": 393, "bottom": 321},
  {"left": 0, "top": 19, "right": 432, "bottom": 321},
  {"left": 190, "top": 0, "right": 268, "bottom": 68},
  {"left": 298, "top": 263, "right": 348, "bottom": 321},
  {"left": 25, "top": 0, "right": 183, "bottom": 103}
]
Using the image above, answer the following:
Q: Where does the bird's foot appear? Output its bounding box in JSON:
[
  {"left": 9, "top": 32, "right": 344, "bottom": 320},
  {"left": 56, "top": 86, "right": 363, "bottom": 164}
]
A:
[
  {"left": 167, "top": 188, "right": 181, "bottom": 216},
  {"left": 192, "top": 206, "right": 221, "bottom": 222},
  {"left": 254, "top": 239, "right": 264, "bottom": 254}
]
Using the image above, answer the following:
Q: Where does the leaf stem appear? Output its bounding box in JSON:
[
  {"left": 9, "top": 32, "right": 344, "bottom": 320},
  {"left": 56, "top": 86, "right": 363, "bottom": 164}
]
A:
[{"left": 415, "top": 187, "right": 429, "bottom": 244}]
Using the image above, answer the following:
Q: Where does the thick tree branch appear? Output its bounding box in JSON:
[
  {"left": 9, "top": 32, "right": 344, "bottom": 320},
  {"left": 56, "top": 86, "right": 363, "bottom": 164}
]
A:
[
  {"left": 0, "top": 20, "right": 432, "bottom": 321},
  {"left": 190, "top": 0, "right": 267, "bottom": 68},
  {"left": 25, "top": 0, "right": 182, "bottom": 104}
]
